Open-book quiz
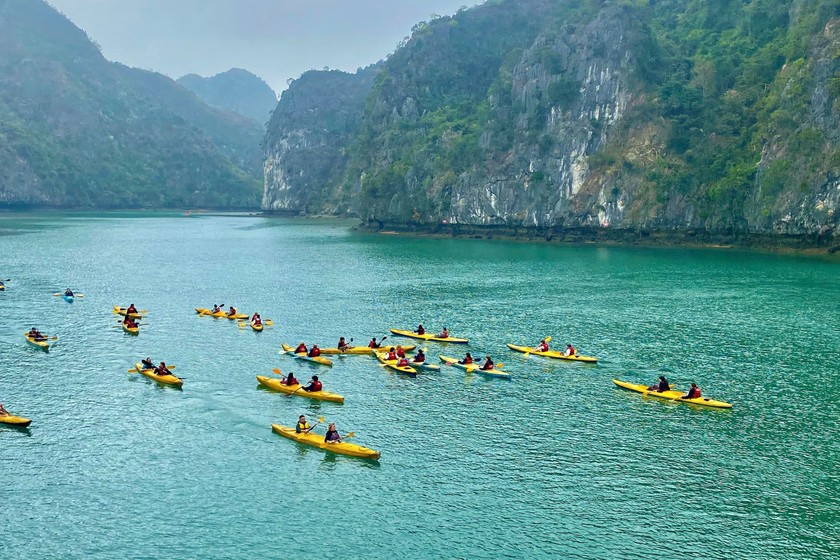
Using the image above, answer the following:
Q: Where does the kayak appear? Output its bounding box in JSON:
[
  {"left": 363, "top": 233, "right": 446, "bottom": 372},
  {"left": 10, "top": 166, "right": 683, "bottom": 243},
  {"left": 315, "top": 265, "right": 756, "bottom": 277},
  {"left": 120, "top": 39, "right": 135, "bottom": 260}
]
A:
[
  {"left": 256, "top": 375, "right": 344, "bottom": 403},
  {"left": 272, "top": 424, "right": 380, "bottom": 460},
  {"left": 250, "top": 322, "right": 264, "bottom": 332},
  {"left": 320, "top": 344, "right": 417, "bottom": 355},
  {"left": 24, "top": 332, "right": 50, "bottom": 351},
  {"left": 114, "top": 306, "right": 144, "bottom": 319},
  {"left": 0, "top": 414, "right": 32, "bottom": 428},
  {"left": 122, "top": 323, "right": 139, "bottom": 335},
  {"left": 62, "top": 294, "right": 74, "bottom": 303},
  {"left": 374, "top": 352, "right": 417, "bottom": 376},
  {"left": 612, "top": 379, "right": 732, "bottom": 409},
  {"left": 195, "top": 307, "right": 248, "bottom": 320},
  {"left": 439, "top": 355, "right": 511, "bottom": 379},
  {"left": 375, "top": 352, "right": 440, "bottom": 371},
  {"left": 506, "top": 343, "right": 598, "bottom": 363},
  {"left": 390, "top": 329, "right": 469, "bottom": 344},
  {"left": 280, "top": 344, "right": 333, "bottom": 367},
  {"left": 134, "top": 363, "right": 183, "bottom": 387}
]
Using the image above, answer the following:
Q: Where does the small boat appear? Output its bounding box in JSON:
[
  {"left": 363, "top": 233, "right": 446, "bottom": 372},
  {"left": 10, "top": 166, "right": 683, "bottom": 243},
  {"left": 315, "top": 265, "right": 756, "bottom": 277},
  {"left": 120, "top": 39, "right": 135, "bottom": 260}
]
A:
[
  {"left": 280, "top": 344, "right": 333, "bottom": 367},
  {"left": 134, "top": 363, "right": 183, "bottom": 387},
  {"left": 389, "top": 329, "right": 469, "bottom": 344},
  {"left": 272, "top": 424, "right": 380, "bottom": 459},
  {"left": 373, "top": 352, "right": 417, "bottom": 376},
  {"left": 320, "top": 344, "right": 417, "bottom": 355},
  {"left": 24, "top": 332, "right": 50, "bottom": 351},
  {"left": 374, "top": 352, "right": 440, "bottom": 371},
  {"left": 506, "top": 343, "right": 598, "bottom": 363},
  {"left": 0, "top": 411, "right": 32, "bottom": 428},
  {"left": 122, "top": 323, "right": 139, "bottom": 335},
  {"left": 612, "top": 379, "right": 732, "bottom": 408},
  {"left": 439, "top": 355, "right": 511, "bottom": 379},
  {"left": 62, "top": 294, "right": 74, "bottom": 303},
  {"left": 256, "top": 375, "right": 344, "bottom": 403}
]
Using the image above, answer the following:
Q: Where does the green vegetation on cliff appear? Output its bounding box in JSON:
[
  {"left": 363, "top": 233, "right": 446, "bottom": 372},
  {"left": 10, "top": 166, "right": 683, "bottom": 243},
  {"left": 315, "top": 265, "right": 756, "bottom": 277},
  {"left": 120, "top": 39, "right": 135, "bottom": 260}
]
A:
[{"left": 177, "top": 69, "right": 277, "bottom": 124}]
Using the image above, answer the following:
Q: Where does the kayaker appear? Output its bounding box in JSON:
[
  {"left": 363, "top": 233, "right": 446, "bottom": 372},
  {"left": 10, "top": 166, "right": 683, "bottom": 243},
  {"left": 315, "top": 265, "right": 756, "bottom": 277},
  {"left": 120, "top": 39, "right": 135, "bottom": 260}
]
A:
[
  {"left": 563, "top": 343, "right": 576, "bottom": 356},
  {"left": 536, "top": 339, "right": 549, "bottom": 352},
  {"left": 296, "top": 415, "right": 311, "bottom": 433},
  {"left": 412, "top": 349, "right": 426, "bottom": 363},
  {"left": 368, "top": 337, "right": 381, "bottom": 349},
  {"left": 386, "top": 347, "right": 398, "bottom": 361},
  {"left": 458, "top": 352, "right": 474, "bottom": 365},
  {"left": 648, "top": 376, "right": 670, "bottom": 393},
  {"left": 308, "top": 345, "right": 321, "bottom": 358},
  {"left": 396, "top": 345, "right": 407, "bottom": 358},
  {"left": 397, "top": 357, "right": 410, "bottom": 368},
  {"left": 437, "top": 327, "right": 449, "bottom": 338},
  {"left": 324, "top": 423, "right": 341, "bottom": 444},
  {"left": 227, "top": 305, "right": 237, "bottom": 317},
  {"left": 302, "top": 376, "right": 322, "bottom": 392},
  {"left": 282, "top": 372, "right": 299, "bottom": 386},
  {"left": 212, "top": 304, "right": 222, "bottom": 313},
  {"left": 681, "top": 383, "right": 702, "bottom": 399},
  {"left": 0, "top": 403, "right": 10, "bottom": 417},
  {"left": 415, "top": 324, "right": 425, "bottom": 335},
  {"left": 141, "top": 357, "right": 154, "bottom": 370},
  {"left": 28, "top": 328, "right": 46, "bottom": 341},
  {"left": 126, "top": 303, "right": 138, "bottom": 315},
  {"left": 337, "top": 337, "right": 349, "bottom": 351},
  {"left": 155, "top": 362, "right": 173, "bottom": 376},
  {"left": 480, "top": 356, "right": 494, "bottom": 370},
  {"left": 294, "top": 342, "right": 308, "bottom": 354},
  {"left": 124, "top": 317, "right": 138, "bottom": 328},
  {"left": 251, "top": 313, "right": 262, "bottom": 325},
  {"left": 64, "top": 288, "right": 74, "bottom": 296}
]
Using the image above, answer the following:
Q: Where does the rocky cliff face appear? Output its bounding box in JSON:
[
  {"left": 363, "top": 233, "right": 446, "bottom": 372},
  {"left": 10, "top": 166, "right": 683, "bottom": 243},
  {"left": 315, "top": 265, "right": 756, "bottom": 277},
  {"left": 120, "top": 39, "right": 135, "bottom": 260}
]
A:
[
  {"left": 262, "top": 0, "right": 840, "bottom": 246},
  {"left": 177, "top": 69, "right": 277, "bottom": 124},
  {"left": 262, "top": 67, "right": 378, "bottom": 213}
]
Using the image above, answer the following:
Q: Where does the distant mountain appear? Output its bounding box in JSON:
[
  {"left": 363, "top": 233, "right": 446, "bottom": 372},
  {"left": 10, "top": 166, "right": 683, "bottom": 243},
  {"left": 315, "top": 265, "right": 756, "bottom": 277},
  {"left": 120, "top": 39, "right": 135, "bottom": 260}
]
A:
[
  {"left": 178, "top": 69, "right": 277, "bottom": 123},
  {"left": 0, "top": 0, "right": 263, "bottom": 209}
]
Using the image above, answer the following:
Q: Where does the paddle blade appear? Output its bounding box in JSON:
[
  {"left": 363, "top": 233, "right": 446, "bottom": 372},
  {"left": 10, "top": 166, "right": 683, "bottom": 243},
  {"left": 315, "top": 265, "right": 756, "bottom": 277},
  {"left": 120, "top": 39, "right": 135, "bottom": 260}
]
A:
[
  {"left": 128, "top": 368, "right": 138, "bottom": 373},
  {"left": 265, "top": 320, "right": 274, "bottom": 326},
  {"left": 318, "top": 416, "right": 325, "bottom": 423},
  {"left": 496, "top": 363, "right": 504, "bottom": 368},
  {"left": 345, "top": 432, "right": 355, "bottom": 439},
  {"left": 272, "top": 368, "right": 283, "bottom": 375}
]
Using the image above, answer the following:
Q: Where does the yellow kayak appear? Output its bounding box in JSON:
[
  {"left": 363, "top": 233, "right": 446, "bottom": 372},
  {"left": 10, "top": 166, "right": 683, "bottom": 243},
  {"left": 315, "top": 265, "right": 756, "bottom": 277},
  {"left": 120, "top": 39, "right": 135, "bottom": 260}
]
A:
[
  {"left": 612, "top": 379, "right": 732, "bottom": 408},
  {"left": 256, "top": 375, "right": 344, "bottom": 403},
  {"left": 0, "top": 414, "right": 32, "bottom": 427},
  {"left": 320, "top": 344, "right": 416, "bottom": 355},
  {"left": 280, "top": 344, "right": 333, "bottom": 366},
  {"left": 506, "top": 343, "right": 598, "bottom": 363},
  {"left": 272, "top": 424, "right": 380, "bottom": 459},
  {"left": 374, "top": 352, "right": 418, "bottom": 375},
  {"left": 250, "top": 322, "right": 264, "bottom": 332},
  {"left": 113, "top": 306, "right": 144, "bottom": 319},
  {"left": 24, "top": 332, "right": 50, "bottom": 351},
  {"left": 122, "top": 323, "right": 139, "bottom": 335},
  {"left": 439, "top": 355, "right": 511, "bottom": 379},
  {"left": 389, "top": 329, "right": 469, "bottom": 344},
  {"left": 194, "top": 307, "right": 248, "bottom": 320},
  {"left": 134, "top": 363, "right": 183, "bottom": 387}
]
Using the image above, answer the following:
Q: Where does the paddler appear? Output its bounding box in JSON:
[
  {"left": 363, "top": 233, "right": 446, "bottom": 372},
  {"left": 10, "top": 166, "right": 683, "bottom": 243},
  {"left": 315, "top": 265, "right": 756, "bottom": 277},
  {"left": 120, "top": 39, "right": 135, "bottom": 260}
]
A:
[
  {"left": 294, "top": 342, "right": 307, "bottom": 354},
  {"left": 648, "top": 376, "right": 670, "bottom": 393},
  {"left": 458, "top": 352, "right": 474, "bottom": 365},
  {"left": 0, "top": 403, "right": 10, "bottom": 417},
  {"left": 125, "top": 303, "right": 138, "bottom": 315},
  {"left": 155, "top": 362, "right": 173, "bottom": 376},
  {"left": 324, "top": 423, "right": 341, "bottom": 444},
  {"left": 141, "top": 357, "right": 154, "bottom": 370},
  {"left": 282, "top": 372, "right": 299, "bottom": 386},
  {"left": 535, "top": 339, "right": 549, "bottom": 352},
  {"left": 396, "top": 345, "right": 407, "bottom": 358},
  {"left": 414, "top": 324, "right": 425, "bottom": 335},
  {"left": 227, "top": 305, "right": 237, "bottom": 317},
  {"left": 412, "top": 349, "right": 426, "bottom": 363},
  {"left": 64, "top": 288, "right": 74, "bottom": 296},
  {"left": 251, "top": 312, "right": 262, "bottom": 325},
  {"left": 437, "top": 327, "right": 449, "bottom": 339},
  {"left": 563, "top": 343, "right": 576, "bottom": 356},
  {"left": 397, "top": 357, "right": 411, "bottom": 368},
  {"left": 212, "top": 304, "right": 222, "bottom": 313},
  {"left": 124, "top": 316, "right": 138, "bottom": 329},
  {"left": 368, "top": 337, "right": 382, "bottom": 349},
  {"left": 296, "top": 415, "right": 311, "bottom": 434},
  {"left": 302, "top": 375, "right": 322, "bottom": 393},
  {"left": 28, "top": 327, "right": 46, "bottom": 341},
  {"left": 480, "top": 356, "right": 494, "bottom": 370},
  {"left": 308, "top": 345, "right": 321, "bottom": 358},
  {"left": 681, "top": 383, "right": 701, "bottom": 399},
  {"left": 386, "top": 347, "right": 398, "bottom": 361},
  {"left": 337, "top": 337, "right": 349, "bottom": 351}
]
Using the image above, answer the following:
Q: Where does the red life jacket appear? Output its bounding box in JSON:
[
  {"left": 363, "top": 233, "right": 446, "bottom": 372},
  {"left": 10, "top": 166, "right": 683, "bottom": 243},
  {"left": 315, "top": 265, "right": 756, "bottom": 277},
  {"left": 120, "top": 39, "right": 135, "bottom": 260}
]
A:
[
  {"left": 397, "top": 358, "right": 409, "bottom": 367},
  {"left": 368, "top": 340, "right": 377, "bottom": 348},
  {"left": 396, "top": 348, "right": 406, "bottom": 358},
  {"left": 312, "top": 381, "right": 322, "bottom": 391},
  {"left": 387, "top": 352, "right": 397, "bottom": 360},
  {"left": 463, "top": 356, "right": 473, "bottom": 364},
  {"left": 309, "top": 348, "right": 321, "bottom": 357},
  {"left": 295, "top": 344, "right": 307, "bottom": 353}
]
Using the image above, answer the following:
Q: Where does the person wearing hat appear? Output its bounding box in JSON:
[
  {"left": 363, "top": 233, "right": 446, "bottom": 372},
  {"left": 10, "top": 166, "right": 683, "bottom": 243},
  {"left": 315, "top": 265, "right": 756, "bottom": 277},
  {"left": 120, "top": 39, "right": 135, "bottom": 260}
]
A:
[
  {"left": 480, "top": 356, "right": 495, "bottom": 370},
  {"left": 681, "top": 383, "right": 702, "bottom": 399},
  {"left": 648, "top": 376, "right": 670, "bottom": 393}
]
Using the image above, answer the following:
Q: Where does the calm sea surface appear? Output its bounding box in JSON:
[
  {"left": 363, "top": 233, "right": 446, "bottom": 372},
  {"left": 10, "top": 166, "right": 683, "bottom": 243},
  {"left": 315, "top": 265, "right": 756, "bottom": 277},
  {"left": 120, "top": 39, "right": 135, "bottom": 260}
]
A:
[{"left": 1, "top": 214, "right": 838, "bottom": 559}]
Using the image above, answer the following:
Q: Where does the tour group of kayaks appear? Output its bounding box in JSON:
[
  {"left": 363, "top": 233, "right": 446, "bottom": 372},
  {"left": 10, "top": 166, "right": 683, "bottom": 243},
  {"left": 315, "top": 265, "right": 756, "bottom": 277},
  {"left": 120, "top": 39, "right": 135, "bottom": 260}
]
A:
[{"left": 4, "top": 285, "right": 733, "bottom": 459}]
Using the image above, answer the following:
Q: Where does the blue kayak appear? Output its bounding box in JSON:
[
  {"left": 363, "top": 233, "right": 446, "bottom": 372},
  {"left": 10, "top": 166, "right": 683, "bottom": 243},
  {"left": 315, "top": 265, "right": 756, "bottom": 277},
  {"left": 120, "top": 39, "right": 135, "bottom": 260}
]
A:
[{"left": 62, "top": 294, "right": 74, "bottom": 303}]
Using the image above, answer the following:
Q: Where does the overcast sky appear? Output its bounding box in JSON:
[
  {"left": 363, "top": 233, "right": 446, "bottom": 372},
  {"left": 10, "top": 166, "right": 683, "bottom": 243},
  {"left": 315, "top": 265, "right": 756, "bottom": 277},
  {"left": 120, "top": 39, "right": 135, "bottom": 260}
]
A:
[{"left": 48, "top": 0, "right": 481, "bottom": 95}]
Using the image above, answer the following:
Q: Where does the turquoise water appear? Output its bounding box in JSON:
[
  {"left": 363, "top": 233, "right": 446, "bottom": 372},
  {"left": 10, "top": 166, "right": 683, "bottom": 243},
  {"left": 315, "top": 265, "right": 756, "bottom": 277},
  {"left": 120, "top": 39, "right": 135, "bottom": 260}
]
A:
[{"left": 1, "top": 214, "right": 838, "bottom": 559}]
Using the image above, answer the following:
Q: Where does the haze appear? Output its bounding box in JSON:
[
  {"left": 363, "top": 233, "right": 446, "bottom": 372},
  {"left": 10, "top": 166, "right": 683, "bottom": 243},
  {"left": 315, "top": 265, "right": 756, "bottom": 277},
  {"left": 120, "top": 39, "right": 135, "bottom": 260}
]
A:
[{"left": 48, "top": 0, "right": 482, "bottom": 94}]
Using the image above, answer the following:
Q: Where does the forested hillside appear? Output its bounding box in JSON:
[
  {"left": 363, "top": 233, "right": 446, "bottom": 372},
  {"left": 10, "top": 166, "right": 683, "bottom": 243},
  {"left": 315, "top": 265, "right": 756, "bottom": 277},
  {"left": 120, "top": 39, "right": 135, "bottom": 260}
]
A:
[{"left": 264, "top": 0, "right": 840, "bottom": 246}]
